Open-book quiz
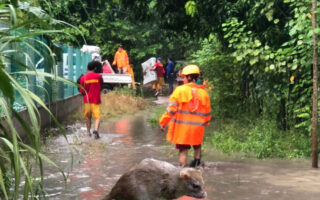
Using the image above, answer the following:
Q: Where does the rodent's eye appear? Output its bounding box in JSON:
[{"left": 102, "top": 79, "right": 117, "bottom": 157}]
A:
[{"left": 191, "top": 182, "right": 200, "bottom": 189}]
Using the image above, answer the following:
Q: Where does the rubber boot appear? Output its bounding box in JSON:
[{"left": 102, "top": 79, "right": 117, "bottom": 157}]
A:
[
  {"left": 93, "top": 130, "right": 100, "bottom": 139},
  {"left": 189, "top": 159, "right": 201, "bottom": 168}
]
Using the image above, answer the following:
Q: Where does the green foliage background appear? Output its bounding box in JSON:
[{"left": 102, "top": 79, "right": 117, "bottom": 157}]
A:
[
  {"left": 39, "top": 0, "right": 199, "bottom": 82},
  {"left": 38, "top": 0, "right": 320, "bottom": 158},
  {"left": 0, "top": 1, "right": 319, "bottom": 198}
]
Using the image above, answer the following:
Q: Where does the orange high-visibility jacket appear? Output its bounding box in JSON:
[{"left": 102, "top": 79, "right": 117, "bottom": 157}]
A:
[
  {"left": 112, "top": 50, "right": 129, "bottom": 68},
  {"left": 159, "top": 83, "right": 211, "bottom": 145},
  {"left": 126, "top": 65, "right": 136, "bottom": 88}
]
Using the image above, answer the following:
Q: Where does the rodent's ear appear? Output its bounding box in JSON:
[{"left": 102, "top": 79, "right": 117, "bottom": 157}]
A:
[
  {"left": 179, "top": 168, "right": 191, "bottom": 179},
  {"left": 196, "top": 166, "right": 204, "bottom": 174}
]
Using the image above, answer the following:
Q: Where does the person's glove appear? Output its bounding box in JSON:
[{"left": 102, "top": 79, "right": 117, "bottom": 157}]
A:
[{"left": 160, "top": 125, "right": 165, "bottom": 132}]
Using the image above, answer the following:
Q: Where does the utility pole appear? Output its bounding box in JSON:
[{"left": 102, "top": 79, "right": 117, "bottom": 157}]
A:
[{"left": 311, "top": 0, "right": 318, "bottom": 168}]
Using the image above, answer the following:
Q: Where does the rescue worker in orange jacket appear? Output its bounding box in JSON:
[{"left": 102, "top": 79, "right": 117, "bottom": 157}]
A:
[
  {"left": 159, "top": 65, "right": 211, "bottom": 167},
  {"left": 126, "top": 64, "right": 136, "bottom": 89},
  {"left": 112, "top": 45, "right": 129, "bottom": 74}
]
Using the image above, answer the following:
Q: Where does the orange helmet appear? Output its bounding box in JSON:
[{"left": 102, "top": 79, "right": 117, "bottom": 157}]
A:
[{"left": 181, "top": 64, "right": 200, "bottom": 77}]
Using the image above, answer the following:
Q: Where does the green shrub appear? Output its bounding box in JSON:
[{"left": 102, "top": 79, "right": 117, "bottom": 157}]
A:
[
  {"left": 113, "top": 86, "right": 137, "bottom": 97},
  {"left": 211, "top": 117, "right": 312, "bottom": 159},
  {"left": 147, "top": 106, "right": 166, "bottom": 128}
]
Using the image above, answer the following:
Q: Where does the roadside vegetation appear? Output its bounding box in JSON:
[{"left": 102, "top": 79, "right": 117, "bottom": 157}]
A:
[
  {"left": 147, "top": 106, "right": 166, "bottom": 128},
  {"left": 99, "top": 88, "right": 147, "bottom": 118},
  {"left": 69, "top": 87, "right": 147, "bottom": 122},
  {"left": 211, "top": 117, "right": 311, "bottom": 159},
  {"left": 0, "top": 1, "right": 73, "bottom": 199}
]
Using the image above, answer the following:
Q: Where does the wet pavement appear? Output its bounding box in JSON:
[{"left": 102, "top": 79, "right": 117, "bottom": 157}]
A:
[{"left": 40, "top": 97, "right": 320, "bottom": 200}]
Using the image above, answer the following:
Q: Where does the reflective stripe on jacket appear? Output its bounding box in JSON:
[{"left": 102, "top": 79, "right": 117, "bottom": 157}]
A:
[
  {"left": 112, "top": 50, "right": 129, "bottom": 68},
  {"left": 80, "top": 72, "right": 103, "bottom": 104},
  {"left": 159, "top": 83, "right": 211, "bottom": 145}
]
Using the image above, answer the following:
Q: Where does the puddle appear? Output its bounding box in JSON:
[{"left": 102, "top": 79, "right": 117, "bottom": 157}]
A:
[{"left": 39, "top": 113, "right": 320, "bottom": 200}]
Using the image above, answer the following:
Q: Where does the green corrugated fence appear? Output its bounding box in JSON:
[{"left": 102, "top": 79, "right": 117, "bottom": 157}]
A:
[{"left": 7, "top": 40, "right": 92, "bottom": 111}]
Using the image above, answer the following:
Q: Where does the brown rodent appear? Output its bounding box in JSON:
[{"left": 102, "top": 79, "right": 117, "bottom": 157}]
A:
[{"left": 104, "top": 158, "right": 207, "bottom": 200}]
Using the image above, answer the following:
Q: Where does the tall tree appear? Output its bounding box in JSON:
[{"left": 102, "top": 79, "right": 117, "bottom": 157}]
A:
[{"left": 311, "top": 0, "right": 318, "bottom": 168}]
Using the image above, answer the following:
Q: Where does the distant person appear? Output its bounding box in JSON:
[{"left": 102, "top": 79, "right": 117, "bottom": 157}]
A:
[
  {"left": 112, "top": 45, "right": 129, "bottom": 74},
  {"left": 93, "top": 55, "right": 102, "bottom": 62},
  {"left": 94, "top": 62, "right": 103, "bottom": 73},
  {"left": 102, "top": 60, "right": 114, "bottom": 74},
  {"left": 176, "top": 67, "right": 184, "bottom": 86},
  {"left": 159, "top": 65, "right": 211, "bottom": 167},
  {"left": 79, "top": 61, "right": 103, "bottom": 139},
  {"left": 196, "top": 72, "right": 203, "bottom": 85},
  {"left": 151, "top": 57, "right": 165, "bottom": 96},
  {"left": 166, "top": 57, "right": 175, "bottom": 94},
  {"left": 91, "top": 55, "right": 102, "bottom": 73},
  {"left": 196, "top": 72, "right": 209, "bottom": 89},
  {"left": 126, "top": 64, "right": 136, "bottom": 89}
]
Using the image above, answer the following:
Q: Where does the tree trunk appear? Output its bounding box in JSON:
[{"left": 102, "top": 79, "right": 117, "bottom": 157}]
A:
[
  {"left": 278, "top": 98, "right": 287, "bottom": 130},
  {"left": 311, "top": 0, "right": 318, "bottom": 168}
]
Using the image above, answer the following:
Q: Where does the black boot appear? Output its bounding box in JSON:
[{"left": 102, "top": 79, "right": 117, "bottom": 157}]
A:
[
  {"left": 93, "top": 130, "right": 100, "bottom": 139},
  {"left": 189, "top": 159, "right": 201, "bottom": 168}
]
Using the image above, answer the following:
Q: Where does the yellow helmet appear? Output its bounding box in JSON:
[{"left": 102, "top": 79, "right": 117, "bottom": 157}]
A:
[{"left": 181, "top": 64, "right": 200, "bottom": 77}]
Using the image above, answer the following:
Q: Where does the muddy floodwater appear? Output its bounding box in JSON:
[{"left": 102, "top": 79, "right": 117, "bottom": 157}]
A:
[{"left": 40, "top": 102, "right": 320, "bottom": 200}]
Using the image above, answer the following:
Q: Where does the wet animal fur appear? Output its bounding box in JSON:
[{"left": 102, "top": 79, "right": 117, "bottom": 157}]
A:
[{"left": 104, "top": 158, "right": 206, "bottom": 200}]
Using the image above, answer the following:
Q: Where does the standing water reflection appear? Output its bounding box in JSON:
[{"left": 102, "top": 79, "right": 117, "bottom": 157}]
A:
[{"left": 41, "top": 113, "right": 320, "bottom": 200}]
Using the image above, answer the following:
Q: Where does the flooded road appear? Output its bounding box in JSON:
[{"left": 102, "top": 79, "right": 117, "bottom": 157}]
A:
[{"left": 41, "top": 99, "right": 320, "bottom": 200}]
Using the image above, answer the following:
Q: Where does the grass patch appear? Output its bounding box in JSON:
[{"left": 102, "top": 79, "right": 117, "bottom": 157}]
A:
[
  {"left": 210, "top": 117, "right": 312, "bottom": 159},
  {"left": 147, "top": 106, "right": 167, "bottom": 128},
  {"left": 69, "top": 88, "right": 147, "bottom": 121}
]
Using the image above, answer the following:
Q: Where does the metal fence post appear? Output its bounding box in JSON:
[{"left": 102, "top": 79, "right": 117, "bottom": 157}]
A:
[
  {"left": 54, "top": 45, "right": 64, "bottom": 100},
  {"left": 39, "top": 37, "right": 52, "bottom": 104},
  {"left": 75, "top": 49, "right": 81, "bottom": 94},
  {"left": 26, "top": 37, "right": 36, "bottom": 95},
  {"left": 28, "top": 68, "right": 36, "bottom": 94},
  {"left": 80, "top": 51, "right": 85, "bottom": 74},
  {"left": 44, "top": 52, "right": 52, "bottom": 104},
  {"left": 67, "top": 46, "right": 74, "bottom": 96},
  {"left": 57, "top": 60, "right": 64, "bottom": 99},
  {"left": 27, "top": 49, "right": 36, "bottom": 95},
  {"left": 83, "top": 52, "right": 88, "bottom": 73}
]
